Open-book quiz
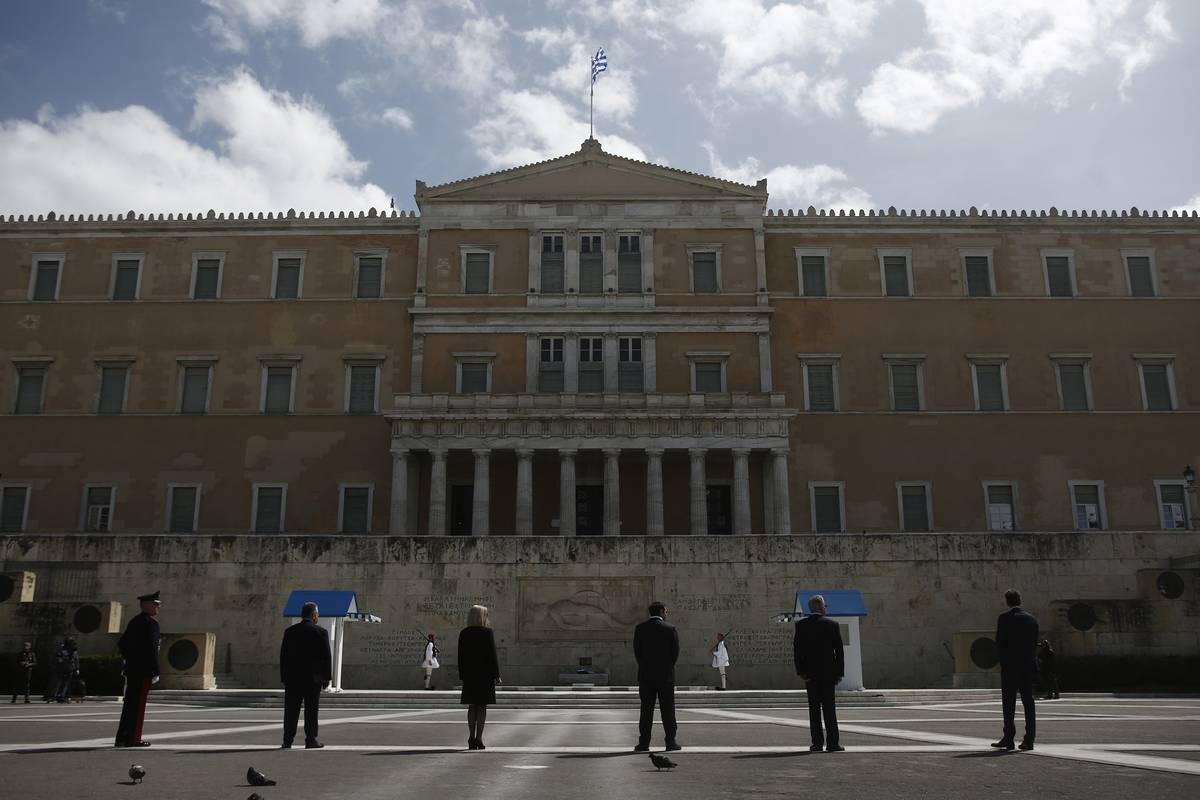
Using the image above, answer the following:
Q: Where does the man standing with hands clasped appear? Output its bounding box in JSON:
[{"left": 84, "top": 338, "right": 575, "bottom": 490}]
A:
[
  {"left": 793, "top": 594, "right": 845, "bottom": 752},
  {"left": 280, "top": 601, "right": 332, "bottom": 749},
  {"left": 114, "top": 590, "right": 161, "bottom": 748},
  {"left": 633, "top": 601, "right": 681, "bottom": 752},
  {"left": 992, "top": 589, "right": 1039, "bottom": 751}
]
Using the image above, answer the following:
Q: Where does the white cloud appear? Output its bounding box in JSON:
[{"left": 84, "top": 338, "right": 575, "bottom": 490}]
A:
[
  {"left": 856, "top": 0, "right": 1178, "bottom": 134},
  {"left": 703, "top": 143, "right": 873, "bottom": 210},
  {"left": 0, "top": 69, "right": 389, "bottom": 214},
  {"left": 201, "top": 0, "right": 388, "bottom": 48},
  {"left": 380, "top": 107, "right": 414, "bottom": 130},
  {"left": 1171, "top": 195, "right": 1200, "bottom": 214}
]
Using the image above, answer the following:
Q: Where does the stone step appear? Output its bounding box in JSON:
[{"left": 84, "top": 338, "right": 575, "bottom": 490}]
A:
[
  {"left": 213, "top": 673, "right": 247, "bottom": 690},
  {"left": 150, "top": 687, "right": 1002, "bottom": 709}
]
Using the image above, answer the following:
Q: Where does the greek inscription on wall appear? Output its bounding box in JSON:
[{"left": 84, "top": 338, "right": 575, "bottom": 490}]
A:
[
  {"left": 413, "top": 594, "right": 496, "bottom": 621},
  {"left": 349, "top": 629, "right": 427, "bottom": 667},
  {"left": 721, "top": 626, "right": 793, "bottom": 665},
  {"left": 673, "top": 594, "right": 753, "bottom": 613}
]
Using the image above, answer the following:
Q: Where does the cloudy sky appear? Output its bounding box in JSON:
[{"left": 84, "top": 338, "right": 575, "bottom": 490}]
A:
[{"left": 2, "top": 0, "right": 1197, "bottom": 215}]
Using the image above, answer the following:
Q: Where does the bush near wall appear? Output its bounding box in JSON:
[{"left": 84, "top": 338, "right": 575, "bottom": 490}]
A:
[{"left": 1055, "top": 656, "right": 1200, "bottom": 692}]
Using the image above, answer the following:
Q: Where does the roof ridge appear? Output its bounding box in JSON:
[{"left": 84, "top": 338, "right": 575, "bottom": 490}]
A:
[{"left": 764, "top": 205, "right": 1199, "bottom": 220}]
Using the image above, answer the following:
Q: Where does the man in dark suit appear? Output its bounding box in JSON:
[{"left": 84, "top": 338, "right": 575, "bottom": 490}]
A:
[
  {"left": 793, "top": 594, "right": 845, "bottom": 752},
  {"left": 114, "top": 590, "right": 161, "bottom": 747},
  {"left": 992, "top": 589, "right": 1039, "bottom": 751},
  {"left": 633, "top": 601, "right": 681, "bottom": 752},
  {"left": 280, "top": 601, "right": 332, "bottom": 749}
]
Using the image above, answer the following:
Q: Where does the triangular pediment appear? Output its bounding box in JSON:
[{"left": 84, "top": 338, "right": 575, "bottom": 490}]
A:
[{"left": 415, "top": 139, "right": 766, "bottom": 206}]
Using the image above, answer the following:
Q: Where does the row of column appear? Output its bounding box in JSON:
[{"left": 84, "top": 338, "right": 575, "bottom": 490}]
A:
[{"left": 390, "top": 447, "right": 792, "bottom": 536}]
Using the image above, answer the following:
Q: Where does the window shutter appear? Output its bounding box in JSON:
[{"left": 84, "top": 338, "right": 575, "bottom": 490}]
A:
[
  {"left": 1141, "top": 364, "right": 1172, "bottom": 410},
  {"left": 255, "top": 487, "right": 283, "bottom": 533},
  {"left": 883, "top": 256, "right": 910, "bottom": 296},
  {"left": 1126, "top": 256, "right": 1154, "bottom": 297},
  {"left": 1046, "top": 256, "right": 1072, "bottom": 297},
  {"left": 356, "top": 257, "right": 382, "bottom": 298},
  {"left": 275, "top": 259, "right": 301, "bottom": 298},
  {"left": 0, "top": 486, "right": 28, "bottom": 533},
  {"left": 692, "top": 252, "right": 718, "bottom": 292},
  {"left": 341, "top": 487, "right": 370, "bottom": 533},
  {"left": 901, "top": 486, "right": 929, "bottom": 531},
  {"left": 891, "top": 364, "right": 919, "bottom": 411},
  {"left": 618, "top": 364, "right": 644, "bottom": 392},
  {"left": 806, "top": 364, "right": 835, "bottom": 411},
  {"left": 541, "top": 237, "right": 564, "bottom": 293},
  {"left": 265, "top": 367, "right": 292, "bottom": 414},
  {"left": 98, "top": 367, "right": 127, "bottom": 415},
  {"left": 975, "top": 364, "right": 1005, "bottom": 410},
  {"left": 181, "top": 367, "right": 209, "bottom": 414},
  {"left": 464, "top": 253, "right": 490, "bottom": 294},
  {"left": 348, "top": 366, "right": 376, "bottom": 413},
  {"left": 194, "top": 260, "right": 220, "bottom": 299},
  {"left": 112, "top": 260, "right": 139, "bottom": 300},
  {"left": 538, "top": 366, "right": 564, "bottom": 393},
  {"left": 16, "top": 369, "right": 46, "bottom": 414},
  {"left": 460, "top": 363, "right": 488, "bottom": 393},
  {"left": 579, "top": 367, "right": 604, "bottom": 392},
  {"left": 813, "top": 486, "right": 842, "bottom": 532},
  {"left": 33, "top": 262, "right": 59, "bottom": 300},
  {"left": 801, "top": 256, "right": 827, "bottom": 297},
  {"left": 1159, "top": 484, "right": 1186, "bottom": 529},
  {"left": 169, "top": 486, "right": 197, "bottom": 533},
  {"left": 618, "top": 237, "right": 641, "bottom": 293},
  {"left": 695, "top": 362, "right": 723, "bottom": 392},
  {"left": 1058, "top": 364, "right": 1088, "bottom": 410},
  {"left": 579, "top": 252, "right": 603, "bottom": 294},
  {"left": 964, "top": 256, "right": 991, "bottom": 297}
]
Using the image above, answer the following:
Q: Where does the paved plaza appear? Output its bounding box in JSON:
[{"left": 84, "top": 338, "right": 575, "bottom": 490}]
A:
[{"left": 1, "top": 696, "right": 1198, "bottom": 798}]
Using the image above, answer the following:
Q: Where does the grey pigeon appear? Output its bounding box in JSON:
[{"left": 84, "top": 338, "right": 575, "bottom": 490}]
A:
[
  {"left": 128, "top": 764, "right": 145, "bottom": 784},
  {"left": 247, "top": 794, "right": 264, "bottom": 800},
  {"left": 649, "top": 753, "right": 676, "bottom": 771},
  {"left": 246, "top": 767, "right": 277, "bottom": 787}
]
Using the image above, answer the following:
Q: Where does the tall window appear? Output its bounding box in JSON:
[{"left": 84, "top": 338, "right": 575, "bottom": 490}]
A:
[
  {"left": 539, "top": 337, "right": 564, "bottom": 392},
  {"left": 804, "top": 362, "right": 838, "bottom": 412},
  {"left": 1055, "top": 361, "right": 1091, "bottom": 411},
  {"left": 810, "top": 483, "right": 844, "bottom": 533},
  {"left": 972, "top": 361, "right": 1008, "bottom": 411},
  {"left": 962, "top": 250, "right": 994, "bottom": 297},
  {"left": 1138, "top": 360, "right": 1175, "bottom": 411},
  {"left": 346, "top": 364, "right": 379, "bottom": 414},
  {"left": 111, "top": 256, "right": 141, "bottom": 300},
  {"left": 618, "top": 336, "right": 643, "bottom": 392},
  {"left": 798, "top": 251, "right": 829, "bottom": 297},
  {"left": 541, "top": 234, "right": 564, "bottom": 294},
  {"left": 889, "top": 362, "right": 922, "bottom": 411},
  {"left": 1042, "top": 250, "right": 1075, "bottom": 297},
  {"left": 1123, "top": 250, "right": 1156, "bottom": 297},
  {"left": 1156, "top": 482, "right": 1190, "bottom": 530},
  {"left": 984, "top": 482, "right": 1017, "bottom": 531},
  {"left": 97, "top": 365, "right": 129, "bottom": 415},
  {"left": 1070, "top": 482, "right": 1105, "bottom": 530},
  {"left": 879, "top": 250, "right": 912, "bottom": 297},
  {"left": 579, "top": 234, "right": 603, "bottom": 294},
  {"left": 458, "top": 361, "right": 490, "bottom": 393},
  {"left": 339, "top": 485, "right": 372, "bottom": 533},
  {"left": 463, "top": 250, "right": 491, "bottom": 294},
  {"left": 252, "top": 484, "right": 287, "bottom": 533},
  {"left": 898, "top": 482, "right": 932, "bottom": 532},
  {"left": 693, "top": 361, "right": 725, "bottom": 393},
  {"left": 192, "top": 255, "right": 222, "bottom": 300},
  {"left": 579, "top": 337, "right": 604, "bottom": 392},
  {"left": 262, "top": 365, "right": 295, "bottom": 414},
  {"left": 0, "top": 485, "right": 30, "bottom": 533},
  {"left": 273, "top": 254, "right": 303, "bottom": 299},
  {"left": 617, "top": 233, "right": 641, "bottom": 293},
  {"left": 167, "top": 484, "right": 201, "bottom": 533},
  {"left": 179, "top": 364, "right": 212, "bottom": 414},
  {"left": 31, "top": 256, "right": 62, "bottom": 301},
  {"left": 690, "top": 250, "right": 719, "bottom": 293},
  {"left": 355, "top": 254, "right": 383, "bottom": 298},
  {"left": 15, "top": 366, "right": 47, "bottom": 414},
  {"left": 83, "top": 485, "right": 115, "bottom": 532}
]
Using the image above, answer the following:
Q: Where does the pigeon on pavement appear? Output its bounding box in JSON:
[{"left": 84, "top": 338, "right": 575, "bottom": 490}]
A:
[
  {"left": 247, "top": 794, "right": 264, "bottom": 800},
  {"left": 649, "top": 753, "right": 676, "bottom": 771},
  {"left": 128, "top": 764, "right": 146, "bottom": 784},
  {"left": 247, "top": 767, "right": 277, "bottom": 787}
]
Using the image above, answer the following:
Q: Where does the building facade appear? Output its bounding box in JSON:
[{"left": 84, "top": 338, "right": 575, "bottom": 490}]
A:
[{"left": 1, "top": 140, "right": 1198, "bottom": 687}]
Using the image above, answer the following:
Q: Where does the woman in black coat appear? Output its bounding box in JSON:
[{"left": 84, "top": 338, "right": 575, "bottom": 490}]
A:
[{"left": 458, "top": 604, "right": 502, "bottom": 750}]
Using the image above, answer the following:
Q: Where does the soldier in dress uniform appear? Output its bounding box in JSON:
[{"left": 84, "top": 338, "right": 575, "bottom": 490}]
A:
[{"left": 114, "top": 590, "right": 161, "bottom": 748}]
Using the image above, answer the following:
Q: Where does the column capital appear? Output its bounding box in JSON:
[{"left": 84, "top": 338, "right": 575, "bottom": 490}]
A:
[
  {"left": 430, "top": 448, "right": 448, "bottom": 460},
  {"left": 516, "top": 448, "right": 535, "bottom": 459},
  {"left": 472, "top": 448, "right": 491, "bottom": 459},
  {"left": 644, "top": 448, "right": 665, "bottom": 458},
  {"left": 771, "top": 447, "right": 790, "bottom": 457},
  {"left": 558, "top": 448, "right": 577, "bottom": 458},
  {"left": 688, "top": 447, "right": 707, "bottom": 459},
  {"left": 390, "top": 448, "right": 409, "bottom": 460},
  {"left": 731, "top": 447, "right": 752, "bottom": 457},
  {"left": 602, "top": 448, "right": 622, "bottom": 458}
]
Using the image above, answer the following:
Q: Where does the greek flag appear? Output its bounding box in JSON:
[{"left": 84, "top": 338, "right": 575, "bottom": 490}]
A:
[{"left": 591, "top": 48, "right": 608, "bottom": 82}]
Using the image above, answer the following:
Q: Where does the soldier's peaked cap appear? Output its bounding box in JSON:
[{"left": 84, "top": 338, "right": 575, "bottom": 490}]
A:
[{"left": 137, "top": 590, "right": 161, "bottom": 603}]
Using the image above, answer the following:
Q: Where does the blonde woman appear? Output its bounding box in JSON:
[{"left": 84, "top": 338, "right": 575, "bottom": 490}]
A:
[{"left": 458, "top": 604, "right": 502, "bottom": 750}]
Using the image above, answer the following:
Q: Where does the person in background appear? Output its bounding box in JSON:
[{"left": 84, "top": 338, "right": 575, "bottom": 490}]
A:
[
  {"left": 793, "top": 594, "right": 845, "bottom": 752},
  {"left": 52, "top": 637, "right": 79, "bottom": 703},
  {"left": 421, "top": 633, "right": 440, "bottom": 690},
  {"left": 458, "top": 605, "right": 501, "bottom": 750},
  {"left": 1037, "top": 639, "right": 1060, "bottom": 700},
  {"left": 279, "top": 601, "right": 332, "bottom": 749},
  {"left": 114, "top": 590, "right": 162, "bottom": 747},
  {"left": 11, "top": 641, "right": 36, "bottom": 704},
  {"left": 710, "top": 631, "right": 731, "bottom": 690},
  {"left": 992, "top": 589, "right": 1039, "bottom": 752},
  {"left": 634, "top": 601, "right": 681, "bottom": 752}
]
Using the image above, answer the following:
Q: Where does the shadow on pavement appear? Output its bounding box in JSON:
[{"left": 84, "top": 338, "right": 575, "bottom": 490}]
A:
[
  {"left": 556, "top": 752, "right": 640, "bottom": 759},
  {"left": 732, "top": 751, "right": 814, "bottom": 759},
  {"left": 954, "top": 750, "right": 1016, "bottom": 759},
  {"left": 364, "top": 748, "right": 463, "bottom": 756}
]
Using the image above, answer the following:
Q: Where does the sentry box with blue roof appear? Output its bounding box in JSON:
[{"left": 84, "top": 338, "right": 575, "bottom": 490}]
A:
[
  {"left": 283, "top": 590, "right": 381, "bottom": 691},
  {"left": 772, "top": 589, "right": 868, "bottom": 691}
]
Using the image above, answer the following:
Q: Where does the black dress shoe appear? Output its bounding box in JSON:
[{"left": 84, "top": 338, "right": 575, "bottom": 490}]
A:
[
  {"left": 131, "top": 741, "right": 151, "bottom": 747},
  {"left": 991, "top": 740, "right": 1015, "bottom": 750},
  {"left": 1018, "top": 741, "right": 1034, "bottom": 751},
  {"left": 281, "top": 742, "right": 292, "bottom": 749},
  {"left": 634, "top": 744, "right": 650, "bottom": 752},
  {"left": 305, "top": 740, "right": 324, "bottom": 749},
  {"left": 827, "top": 744, "right": 845, "bottom": 752},
  {"left": 809, "top": 744, "right": 824, "bottom": 752},
  {"left": 665, "top": 742, "right": 681, "bottom": 752},
  {"left": 476, "top": 740, "right": 486, "bottom": 750}
]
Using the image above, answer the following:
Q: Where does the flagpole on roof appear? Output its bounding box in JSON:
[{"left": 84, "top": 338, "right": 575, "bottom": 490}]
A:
[{"left": 590, "top": 47, "right": 607, "bottom": 140}]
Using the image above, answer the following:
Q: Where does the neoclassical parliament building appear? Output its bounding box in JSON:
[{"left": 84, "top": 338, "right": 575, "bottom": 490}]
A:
[{"left": 1, "top": 139, "right": 1197, "bottom": 687}]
